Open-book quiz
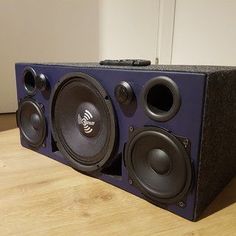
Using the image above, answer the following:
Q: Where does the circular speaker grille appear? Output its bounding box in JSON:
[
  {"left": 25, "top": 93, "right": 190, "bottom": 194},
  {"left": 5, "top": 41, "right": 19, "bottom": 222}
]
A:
[
  {"left": 18, "top": 99, "right": 46, "bottom": 147},
  {"left": 125, "top": 127, "right": 192, "bottom": 203},
  {"left": 51, "top": 73, "right": 117, "bottom": 172}
]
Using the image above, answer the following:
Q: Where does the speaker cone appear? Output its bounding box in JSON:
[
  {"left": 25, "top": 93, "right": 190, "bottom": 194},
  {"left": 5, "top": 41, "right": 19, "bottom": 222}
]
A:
[
  {"left": 51, "top": 73, "right": 116, "bottom": 172},
  {"left": 125, "top": 127, "right": 191, "bottom": 203},
  {"left": 17, "top": 99, "right": 46, "bottom": 147}
]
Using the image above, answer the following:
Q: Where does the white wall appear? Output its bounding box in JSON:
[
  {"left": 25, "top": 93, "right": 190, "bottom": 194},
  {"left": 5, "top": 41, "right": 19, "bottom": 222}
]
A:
[
  {"left": 1, "top": 0, "right": 236, "bottom": 113},
  {"left": 99, "top": 0, "right": 159, "bottom": 63},
  {"left": 98, "top": 0, "right": 236, "bottom": 65},
  {"left": 171, "top": 0, "right": 236, "bottom": 65},
  {"left": 0, "top": 0, "right": 99, "bottom": 113}
]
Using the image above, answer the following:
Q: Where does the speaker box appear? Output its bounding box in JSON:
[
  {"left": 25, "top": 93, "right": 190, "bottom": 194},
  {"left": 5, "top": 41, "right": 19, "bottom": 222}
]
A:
[{"left": 15, "top": 63, "right": 236, "bottom": 221}]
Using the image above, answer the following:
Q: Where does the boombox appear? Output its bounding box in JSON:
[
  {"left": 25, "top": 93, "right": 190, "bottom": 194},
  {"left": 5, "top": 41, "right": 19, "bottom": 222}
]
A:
[{"left": 15, "top": 62, "right": 236, "bottom": 221}]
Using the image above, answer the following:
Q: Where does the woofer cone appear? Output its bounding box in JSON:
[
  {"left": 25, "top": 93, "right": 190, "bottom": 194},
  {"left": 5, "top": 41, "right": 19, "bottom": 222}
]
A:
[
  {"left": 51, "top": 73, "right": 117, "bottom": 172},
  {"left": 17, "top": 99, "right": 46, "bottom": 147},
  {"left": 125, "top": 127, "right": 192, "bottom": 204},
  {"left": 141, "top": 76, "right": 181, "bottom": 121}
]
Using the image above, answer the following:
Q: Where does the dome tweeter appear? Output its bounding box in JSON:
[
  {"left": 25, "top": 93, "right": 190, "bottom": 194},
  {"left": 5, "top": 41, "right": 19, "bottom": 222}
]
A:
[{"left": 142, "top": 76, "right": 181, "bottom": 121}]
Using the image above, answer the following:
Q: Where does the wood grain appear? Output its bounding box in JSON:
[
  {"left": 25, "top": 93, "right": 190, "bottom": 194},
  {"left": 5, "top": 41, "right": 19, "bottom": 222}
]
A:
[{"left": 0, "top": 129, "right": 235, "bottom": 236}]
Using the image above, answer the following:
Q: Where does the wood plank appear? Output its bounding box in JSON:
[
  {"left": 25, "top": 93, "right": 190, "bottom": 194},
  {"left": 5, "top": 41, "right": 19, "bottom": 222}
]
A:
[{"left": 0, "top": 129, "right": 235, "bottom": 236}]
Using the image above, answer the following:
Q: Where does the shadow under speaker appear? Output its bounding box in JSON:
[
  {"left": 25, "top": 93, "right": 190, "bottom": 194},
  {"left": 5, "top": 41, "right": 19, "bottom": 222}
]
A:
[{"left": 15, "top": 62, "right": 236, "bottom": 221}]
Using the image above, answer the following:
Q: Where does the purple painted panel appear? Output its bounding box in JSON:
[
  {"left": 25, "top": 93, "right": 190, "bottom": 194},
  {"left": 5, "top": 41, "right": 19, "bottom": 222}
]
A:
[{"left": 15, "top": 63, "right": 206, "bottom": 220}]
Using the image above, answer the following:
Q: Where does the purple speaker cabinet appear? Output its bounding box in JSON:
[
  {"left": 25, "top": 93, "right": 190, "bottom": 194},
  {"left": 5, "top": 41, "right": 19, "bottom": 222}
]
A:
[{"left": 15, "top": 63, "right": 236, "bottom": 221}]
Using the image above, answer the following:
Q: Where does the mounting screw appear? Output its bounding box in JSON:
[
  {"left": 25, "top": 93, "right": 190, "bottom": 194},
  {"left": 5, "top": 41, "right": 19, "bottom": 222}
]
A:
[
  {"left": 129, "top": 126, "right": 134, "bottom": 132},
  {"left": 178, "top": 201, "right": 186, "bottom": 208},
  {"left": 128, "top": 179, "right": 133, "bottom": 185},
  {"left": 42, "top": 143, "right": 46, "bottom": 148}
]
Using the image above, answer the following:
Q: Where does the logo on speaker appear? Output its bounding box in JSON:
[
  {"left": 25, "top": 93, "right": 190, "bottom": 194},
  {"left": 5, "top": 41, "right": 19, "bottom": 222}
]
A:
[{"left": 78, "top": 110, "right": 95, "bottom": 134}]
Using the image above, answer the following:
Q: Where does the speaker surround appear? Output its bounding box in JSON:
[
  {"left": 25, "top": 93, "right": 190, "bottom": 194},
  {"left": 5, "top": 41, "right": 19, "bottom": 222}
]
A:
[{"left": 15, "top": 62, "right": 236, "bottom": 221}]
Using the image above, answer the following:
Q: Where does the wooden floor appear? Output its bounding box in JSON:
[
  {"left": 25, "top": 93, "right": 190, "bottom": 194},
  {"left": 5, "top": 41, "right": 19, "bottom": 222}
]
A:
[
  {"left": 0, "top": 113, "right": 17, "bottom": 131},
  {"left": 0, "top": 129, "right": 235, "bottom": 236}
]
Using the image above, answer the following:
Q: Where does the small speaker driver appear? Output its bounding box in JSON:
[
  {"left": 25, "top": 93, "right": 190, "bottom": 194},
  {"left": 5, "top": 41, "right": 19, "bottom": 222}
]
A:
[
  {"left": 17, "top": 99, "right": 46, "bottom": 147},
  {"left": 125, "top": 127, "right": 192, "bottom": 204}
]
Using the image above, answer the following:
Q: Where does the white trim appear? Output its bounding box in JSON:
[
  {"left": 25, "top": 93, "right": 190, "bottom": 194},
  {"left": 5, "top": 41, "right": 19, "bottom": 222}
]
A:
[{"left": 156, "top": 0, "right": 176, "bottom": 64}]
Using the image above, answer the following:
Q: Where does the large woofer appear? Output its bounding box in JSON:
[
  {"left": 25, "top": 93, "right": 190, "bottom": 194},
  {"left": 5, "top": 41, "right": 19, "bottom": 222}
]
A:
[
  {"left": 51, "top": 73, "right": 116, "bottom": 172},
  {"left": 17, "top": 99, "right": 46, "bottom": 147},
  {"left": 125, "top": 127, "right": 192, "bottom": 203}
]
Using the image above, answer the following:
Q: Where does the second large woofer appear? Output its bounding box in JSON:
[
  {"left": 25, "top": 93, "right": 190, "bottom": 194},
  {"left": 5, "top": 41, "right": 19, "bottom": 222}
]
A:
[
  {"left": 125, "top": 127, "right": 192, "bottom": 204},
  {"left": 51, "top": 73, "right": 117, "bottom": 172}
]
